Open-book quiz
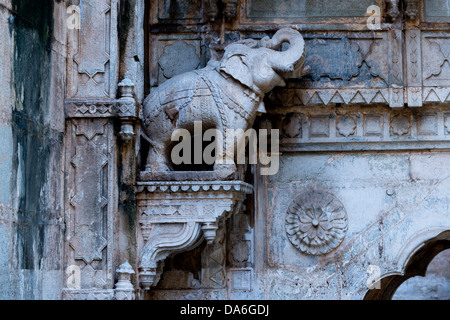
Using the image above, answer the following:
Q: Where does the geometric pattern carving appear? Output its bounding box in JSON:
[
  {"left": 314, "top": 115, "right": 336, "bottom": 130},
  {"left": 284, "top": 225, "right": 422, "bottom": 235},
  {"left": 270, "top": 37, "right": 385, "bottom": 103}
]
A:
[
  {"left": 285, "top": 190, "right": 348, "bottom": 256},
  {"left": 390, "top": 114, "right": 411, "bottom": 136},
  {"left": 65, "top": 100, "right": 137, "bottom": 119},
  {"left": 81, "top": 264, "right": 108, "bottom": 289},
  {"left": 336, "top": 115, "right": 357, "bottom": 137},
  {"left": 406, "top": 30, "right": 422, "bottom": 107},
  {"left": 158, "top": 40, "right": 200, "bottom": 79},
  {"left": 66, "top": 0, "right": 117, "bottom": 99},
  {"left": 272, "top": 88, "right": 390, "bottom": 107},
  {"left": 64, "top": 116, "right": 116, "bottom": 292},
  {"left": 202, "top": 221, "right": 227, "bottom": 289},
  {"left": 364, "top": 114, "right": 384, "bottom": 137},
  {"left": 310, "top": 115, "right": 330, "bottom": 138},
  {"left": 69, "top": 225, "right": 108, "bottom": 264}
]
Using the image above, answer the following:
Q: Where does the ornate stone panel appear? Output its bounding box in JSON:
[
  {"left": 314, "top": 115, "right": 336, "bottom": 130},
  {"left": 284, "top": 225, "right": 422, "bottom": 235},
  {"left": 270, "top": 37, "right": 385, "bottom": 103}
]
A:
[
  {"left": 285, "top": 190, "right": 348, "bottom": 255},
  {"left": 422, "top": 33, "right": 450, "bottom": 88},
  {"left": 148, "top": 35, "right": 205, "bottom": 87},
  {"left": 406, "top": 30, "right": 422, "bottom": 107},
  {"left": 66, "top": 0, "right": 118, "bottom": 99},
  {"left": 63, "top": 118, "right": 116, "bottom": 294}
]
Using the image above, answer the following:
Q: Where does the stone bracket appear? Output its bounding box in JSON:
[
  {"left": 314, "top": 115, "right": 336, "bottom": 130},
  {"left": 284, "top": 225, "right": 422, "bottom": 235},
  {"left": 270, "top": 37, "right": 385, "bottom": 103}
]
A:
[{"left": 136, "top": 181, "right": 253, "bottom": 290}]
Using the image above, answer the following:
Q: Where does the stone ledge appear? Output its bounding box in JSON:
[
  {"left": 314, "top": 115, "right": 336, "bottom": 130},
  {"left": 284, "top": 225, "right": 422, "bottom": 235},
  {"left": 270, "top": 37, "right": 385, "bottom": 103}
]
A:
[{"left": 137, "top": 180, "right": 252, "bottom": 290}]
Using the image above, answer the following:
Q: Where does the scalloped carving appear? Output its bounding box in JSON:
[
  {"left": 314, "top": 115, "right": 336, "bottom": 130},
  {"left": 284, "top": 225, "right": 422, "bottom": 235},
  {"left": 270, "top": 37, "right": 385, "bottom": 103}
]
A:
[{"left": 285, "top": 190, "right": 348, "bottom": 255}]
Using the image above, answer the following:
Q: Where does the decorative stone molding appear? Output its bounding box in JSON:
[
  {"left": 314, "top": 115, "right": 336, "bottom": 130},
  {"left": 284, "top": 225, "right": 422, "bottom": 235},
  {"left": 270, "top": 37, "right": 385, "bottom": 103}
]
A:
[
  {"left": 158, "top": 40, "right": 201, "bottom": 80},
  {"left": 285, "top": 190, "right": 348, "bottom": 255},
  {"left": 265, "top": 105, "right": 450, "bottom": 153},
  {"left": 136, "top": 181, "right": 253, "bottom": 290},
  {"left": 65, "top": 100, "right": 117, "bottom": 118},
  {"left": 65, "top": 78, "right": 138, "bottom": 142}
]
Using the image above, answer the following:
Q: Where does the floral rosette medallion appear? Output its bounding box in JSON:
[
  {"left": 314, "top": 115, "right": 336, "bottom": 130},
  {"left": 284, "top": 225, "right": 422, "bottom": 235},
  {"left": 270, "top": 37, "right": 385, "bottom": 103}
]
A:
[{"left": 285, "top": 190, "right": 348, "bottom": 255}]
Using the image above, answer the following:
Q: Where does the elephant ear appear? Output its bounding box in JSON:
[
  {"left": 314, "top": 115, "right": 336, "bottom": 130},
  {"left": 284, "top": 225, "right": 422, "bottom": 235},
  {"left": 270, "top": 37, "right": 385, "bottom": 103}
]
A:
[{"left": 220, "top": 54, "right": 253, "bottom": 89}]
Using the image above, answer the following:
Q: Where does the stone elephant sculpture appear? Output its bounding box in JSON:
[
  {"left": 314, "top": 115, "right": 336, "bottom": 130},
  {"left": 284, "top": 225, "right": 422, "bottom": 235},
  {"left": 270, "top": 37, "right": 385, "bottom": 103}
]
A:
[{"left": 142, "top": 28, "right": 308, "bottom": 177}]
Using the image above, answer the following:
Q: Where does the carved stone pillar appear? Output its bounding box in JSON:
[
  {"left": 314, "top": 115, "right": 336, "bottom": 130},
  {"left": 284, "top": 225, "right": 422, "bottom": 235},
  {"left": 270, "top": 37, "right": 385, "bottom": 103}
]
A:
[
  {"left": 136, "top": 181, "right": 253, "bottom": 290},
  {"left": 62, "top": 0, "right": 139, "bottom": 300}
]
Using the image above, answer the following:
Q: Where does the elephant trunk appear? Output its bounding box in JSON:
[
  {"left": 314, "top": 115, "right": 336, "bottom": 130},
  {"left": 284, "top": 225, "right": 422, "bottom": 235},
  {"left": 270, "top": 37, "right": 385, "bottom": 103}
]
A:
[{"left": 260, "top": 28, "right": 306, "bottom": 78}]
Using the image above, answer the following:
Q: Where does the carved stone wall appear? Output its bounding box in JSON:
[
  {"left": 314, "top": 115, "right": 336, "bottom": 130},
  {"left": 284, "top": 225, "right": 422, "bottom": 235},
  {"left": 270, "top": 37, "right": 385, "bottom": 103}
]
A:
[
  {"left": 142, "top": 0, "right": 450, "bottom": 300},
  {"left": 1, "top": 0, "right": 450, "bottom": 300}
]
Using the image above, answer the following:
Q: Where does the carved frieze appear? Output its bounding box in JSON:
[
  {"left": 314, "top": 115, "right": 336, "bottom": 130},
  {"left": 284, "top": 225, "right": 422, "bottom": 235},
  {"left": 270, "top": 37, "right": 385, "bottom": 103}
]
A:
[
  {"left": 270, "top": 88, "right": 390, "bottom": 107},
  {"left": 158, "top": 40, "right": 201, "bottom": 80},
  {"left": 267, "top": 31, "right": 407, "bottom": 108},
  {"left": 266, "top": 105, "right": 450, "bottom": 152},
  {"left": 285, "top": 190, "right": 348, "bottom": 255},
  {"left": 390, "top": 113, "right": 411, "bottom": 136}
]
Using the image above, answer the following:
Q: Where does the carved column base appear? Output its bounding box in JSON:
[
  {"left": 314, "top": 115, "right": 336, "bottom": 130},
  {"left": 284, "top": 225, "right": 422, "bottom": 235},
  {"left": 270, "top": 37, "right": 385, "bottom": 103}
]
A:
[{"left": 136, "top": 180, "right": 253, "bottom": 290}]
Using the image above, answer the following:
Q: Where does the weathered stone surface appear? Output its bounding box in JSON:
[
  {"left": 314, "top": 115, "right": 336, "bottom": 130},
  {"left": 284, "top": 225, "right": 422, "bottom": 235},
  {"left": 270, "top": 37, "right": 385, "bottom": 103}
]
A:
[
  {"left": 0, "top": 0, "right": 449, "bottom": 301},
  {"left": 263, "top": 151, "right": 450, "bottom": 299}
]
